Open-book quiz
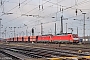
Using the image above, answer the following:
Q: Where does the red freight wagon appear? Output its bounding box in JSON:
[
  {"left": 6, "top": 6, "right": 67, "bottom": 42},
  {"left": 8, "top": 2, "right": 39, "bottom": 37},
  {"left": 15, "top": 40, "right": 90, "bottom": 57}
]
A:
[
  {"left": 11, "top": 38, "right": 14, "bottom": 41},
  {"left": 23, "top": 36, "right": 28, "bottom": 42},
  {"left": 6, "top": 38, "right": 11, "bottom": 42},
  {"left": 14, "top": 37, "right": 17, "bottom": 41},
  {"left": 18, "top": 36, "right": 22, "bottom": 41},
  {"left": 30, "top": 36, "right": 36, "bottom": 42},
  {"left": 7, "top": 38, "right": 13, "bottom": 42},
  {"left": 9, "top": 38, "right": 13, "bottom": 41}
]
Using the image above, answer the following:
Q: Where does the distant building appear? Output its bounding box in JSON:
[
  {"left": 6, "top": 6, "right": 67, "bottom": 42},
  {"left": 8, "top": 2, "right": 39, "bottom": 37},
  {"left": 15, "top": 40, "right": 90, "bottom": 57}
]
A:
[{"left": 79, "top": 36, "right": 90, "bottom": 43}]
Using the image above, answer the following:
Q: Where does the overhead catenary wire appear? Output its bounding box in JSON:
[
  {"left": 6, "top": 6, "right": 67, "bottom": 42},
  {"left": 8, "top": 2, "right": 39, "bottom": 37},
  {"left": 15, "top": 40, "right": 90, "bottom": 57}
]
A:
[
  {"left": 3, "top": 0, "right": 89, "bottom": 25},
  {"left": 20, "top": 9, "right": 90, "bottom": 31},
  {"left": 10, "top": 4, "right": 58, "bottom": 29},
  {"left": 19, "top": 0, "right": 20, "bottom": 8},
  {"left": 1, "top": 0, "right": 90, "bottom": 19},
  {"left": 0, "top": 0, "right": 28, "bottom": 17},
  {"left": 3, "top": 0, "right": 71, "bottom": 26},
  {"left": 2, "top": 0, "right": 33, "bottom": 23},
  {"left": 3, "top": 0, "right": 51, "bottom": 25},
  {"left": 11, "top": 0, "right": 90, "bottom": 28},
  {"left": 21, "top": 0, "right": 90, "bottom": 27},
  {"left": 1, "top": 0, "right": 90, "bottom": 36}
]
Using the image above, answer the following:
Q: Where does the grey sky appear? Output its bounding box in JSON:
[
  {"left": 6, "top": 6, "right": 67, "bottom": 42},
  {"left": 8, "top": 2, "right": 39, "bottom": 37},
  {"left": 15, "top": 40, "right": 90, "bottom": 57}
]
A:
[{"left": 0, "top": 0, "right": 90, "bottom": 38}]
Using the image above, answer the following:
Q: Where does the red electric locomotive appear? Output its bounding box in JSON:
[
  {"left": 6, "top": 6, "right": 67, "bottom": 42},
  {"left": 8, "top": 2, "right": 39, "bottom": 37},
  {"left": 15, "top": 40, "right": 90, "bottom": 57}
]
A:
[{"left": 37, "top": 34, "right": 79, "bottom": 43}]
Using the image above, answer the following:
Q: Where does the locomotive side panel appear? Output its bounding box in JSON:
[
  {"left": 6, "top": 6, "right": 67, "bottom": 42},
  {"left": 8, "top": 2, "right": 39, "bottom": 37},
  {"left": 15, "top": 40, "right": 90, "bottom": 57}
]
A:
[
  {"left": 52, "top": 35, "right": 71, "bottom": 43},
  {"left": 38, "top": 36, "right": 50, "bottom": 42}
]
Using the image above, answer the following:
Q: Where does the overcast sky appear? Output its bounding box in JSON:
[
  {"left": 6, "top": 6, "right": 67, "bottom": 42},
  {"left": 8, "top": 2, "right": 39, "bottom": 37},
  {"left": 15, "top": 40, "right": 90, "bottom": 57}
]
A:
[{"left": 0, "top": 0, "right": 90, "bottom": 38}]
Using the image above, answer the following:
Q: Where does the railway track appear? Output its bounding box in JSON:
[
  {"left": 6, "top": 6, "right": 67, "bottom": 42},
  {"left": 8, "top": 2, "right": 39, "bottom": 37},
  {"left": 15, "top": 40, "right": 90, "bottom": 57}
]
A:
[
  {"left": 23, "top": 43, "right": 90, "bottom": 52},
  {"left": 53, "top": 45, "right": 90, "bottom": 53},
  {"left": 12, "top": 42, "right": 90, "bottom": 52},
  {"left": 0, "top": 44, "right": 32, "bottom": 60},
  {"left": 0, "top": 52, "right": 13, "bottom": 60},
  {"left": 0, "top": 49, "right": 21, "bottom": 60},
  {"left": 0, "top": 44, "right": 90, "bottom": 59}
]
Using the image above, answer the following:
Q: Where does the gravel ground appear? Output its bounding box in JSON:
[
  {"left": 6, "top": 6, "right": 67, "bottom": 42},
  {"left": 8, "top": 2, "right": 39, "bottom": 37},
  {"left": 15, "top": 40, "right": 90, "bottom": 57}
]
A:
[
  {"left": 0, "top": 53, "right": 12, "bottom": 60},
  {"left": 0, "top": 42, "right": 90, "bottom": 60}
]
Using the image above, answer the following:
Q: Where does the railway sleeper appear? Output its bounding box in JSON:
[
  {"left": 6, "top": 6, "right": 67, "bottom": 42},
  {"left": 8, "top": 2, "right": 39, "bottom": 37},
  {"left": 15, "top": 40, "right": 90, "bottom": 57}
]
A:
[{"left": 0, "top": 49, "right": 21, "bottom": 60}]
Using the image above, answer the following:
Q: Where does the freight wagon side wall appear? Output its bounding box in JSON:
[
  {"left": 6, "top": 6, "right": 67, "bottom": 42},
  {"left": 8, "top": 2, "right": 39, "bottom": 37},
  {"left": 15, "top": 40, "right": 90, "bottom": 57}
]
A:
[
  {"left": 14, "top": 37, "right": 17, "bottom": 42},
  {"left": 6, "top": 38, "right": 12, "bottom": 42},
  {"left": 23, "top": 36, "right": 28, "bottom": 42},
  {"left": 9, "top": 38, "right": 12, "bottom": 41},
  {"left": 28, "top": 36, "right": 30, "bottom": 42},
  {"left": 30, "top": 36, "right": 36, "bottom": 42},
  {"left": 18, "top": 36, "right": 30, "bottom": 42},
  {"left": 10, "top": 38, "right": 13, "bottom": 41},
  {"left": 18, "top": 37, "right": 23, "bottom": 41}
]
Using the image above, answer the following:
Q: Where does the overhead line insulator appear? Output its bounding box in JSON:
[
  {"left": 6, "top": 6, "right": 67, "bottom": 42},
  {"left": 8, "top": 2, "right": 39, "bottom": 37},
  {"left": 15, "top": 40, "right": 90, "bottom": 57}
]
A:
[
  {"left": 19, "top": 3, "right": 20, "bottom": 8},
  {"left": 75, "top": 9, "right": 77, "bottom": 16},
  {"left": 42, "top": 5, "right": 43, "bottom": 10},
  {"left": 39, "top": 5, "right": 40, "bottom": 10}
]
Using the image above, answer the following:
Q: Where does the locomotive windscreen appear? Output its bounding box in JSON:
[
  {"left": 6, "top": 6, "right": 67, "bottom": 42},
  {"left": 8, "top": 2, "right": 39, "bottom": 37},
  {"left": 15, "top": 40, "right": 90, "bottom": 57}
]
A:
[
  {"left": 72, "top": 34, "right": 79, "bottom": 40},
  {"left": 72, "top": 34, "right": 78, "bottom": 38}
]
